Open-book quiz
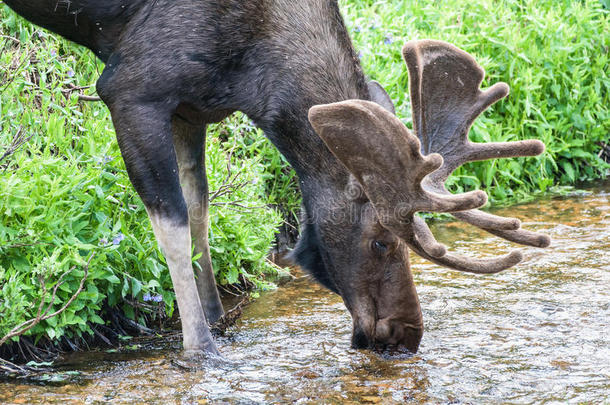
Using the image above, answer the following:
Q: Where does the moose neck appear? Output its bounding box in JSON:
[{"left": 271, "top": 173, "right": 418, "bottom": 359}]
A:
[
  {"left": 238, "top": 0, "right": 370, "bottom": 190},
  {"left": 233, "top": 2, "right": 373, "bottom": 289},
  {"left": 3, "top": 0, "right": 147, "bottom": 61}
]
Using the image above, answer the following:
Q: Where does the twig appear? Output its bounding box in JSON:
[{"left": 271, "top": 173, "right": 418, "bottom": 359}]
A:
[
  {"left": 77, "top": 94, "right": 101, "bottom": 102},
  {"left": 0, "top": 253, "right": 94, "bottom": 347},
  {"left": 209, "top": 138, "right": 253, "bottom": 202},
  {"left": 115, "top": 313, "right": 155, "bottom": 335},
  {"left": 0, "top": 127, "right": 33, "bottom": 167},
  {"left": 0, "top": 35, "right": 21, "bottom": 45},
  {"left": 217, "top": 284, "right": 244, "bottom": 297},
  {"left": 597, "top": 142, "right": 609, "bottom": 163},
  {"left": 210, "top": 200, "right": 267, "bottom": 210},
  {"left": 211, "top": 295, "right": 250, "bottom": 335},
  {"left": 92, "top": 327, "right": 112, "bottom": 346},
  {"left": 0, "top": 48, "right": 33, "bottom": 94},
  {"left": 122, "top": 298, "right": 164, "bottom": 313},
  {"left": 0, "top": 38, "right": 11, "bottom": 67},
  {"left": 0, "top": 240, "right": 52, "bottom": 250},
  {"left": 0, "top": 358, "right": 26, "bottom": 372},
  {"left": 60, "top": 83, "right": 101, "bottom": 102}
]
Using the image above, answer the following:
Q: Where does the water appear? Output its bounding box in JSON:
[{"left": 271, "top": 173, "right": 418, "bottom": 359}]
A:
[{"left": 1, "top": 182, "right": 609, "bottom": 404}]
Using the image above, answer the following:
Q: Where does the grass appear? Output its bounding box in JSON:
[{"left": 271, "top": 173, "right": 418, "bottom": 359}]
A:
[
  {"left": 342, "top": 0, "right": 609, "bottom": 201},
  {"left": 0, "top": 10, "right": 283, "bottom": 351},
  {"left": 0, "top": 0, "right": 608, "bottom": 353}
]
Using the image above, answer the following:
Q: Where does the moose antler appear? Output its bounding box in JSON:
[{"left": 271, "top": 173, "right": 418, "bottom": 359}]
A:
[
  {"left": 308, "top": 40, "right": 549, "bottom": 274},
  {"left": 403, "top": 40, "right": 551, "bottom": 249}
]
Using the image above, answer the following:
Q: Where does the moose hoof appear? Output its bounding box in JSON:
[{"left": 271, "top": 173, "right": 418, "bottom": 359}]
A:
[
  {"left": 183, "top": 338, "right": 220, "bottom": 357},
  {"left": 175, "top": 347, "right": 224, "bottom": 370},
  {"left": 204, "top": 304, "right": 225, "bottom": 325},
  {"left": 183, "top": 345, "right": 221, "bottom": 359}
]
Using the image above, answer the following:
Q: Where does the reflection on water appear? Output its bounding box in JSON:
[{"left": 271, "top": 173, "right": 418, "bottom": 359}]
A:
[{"left": 1, "top": 181, "right": 609, "bottom": 404}]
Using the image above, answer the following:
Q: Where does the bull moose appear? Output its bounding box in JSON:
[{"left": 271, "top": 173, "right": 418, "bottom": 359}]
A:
[{"left": 3, "top": 0, "right": 550, "bottom": 355}]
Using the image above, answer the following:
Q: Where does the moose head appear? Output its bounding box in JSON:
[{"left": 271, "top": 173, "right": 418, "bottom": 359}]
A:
[{"left": 296, "top": 40, "right": 550, "bottom": 353}]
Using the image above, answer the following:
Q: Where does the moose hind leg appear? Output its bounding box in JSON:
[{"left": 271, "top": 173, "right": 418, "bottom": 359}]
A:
[
  {"left": 172, "top": 116, "right": 224, "bottom": 324},
  {"left": 105, "top": 100, "right": 217, "bottom": 354}
]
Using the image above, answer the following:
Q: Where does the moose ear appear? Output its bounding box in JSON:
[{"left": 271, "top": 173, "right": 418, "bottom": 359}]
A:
[
  {"left": 367, "top": 80, "right": 396, "bottom": 115},
  {"left": 308, "top": 99, "right": 406, "bottom": 198}
]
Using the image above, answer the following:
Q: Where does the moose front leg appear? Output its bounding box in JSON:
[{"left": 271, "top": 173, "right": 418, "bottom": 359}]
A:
[
  {"left": 172, "top": 116, "right": 224, "bottom": 324},
  {"left": 104, "top": 99, "right": 218, "bottom": 354}
]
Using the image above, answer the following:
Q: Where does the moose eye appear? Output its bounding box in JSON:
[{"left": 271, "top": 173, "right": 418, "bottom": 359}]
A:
[{"left": 372, "top": 240, "right": 388, "bottom": 253}]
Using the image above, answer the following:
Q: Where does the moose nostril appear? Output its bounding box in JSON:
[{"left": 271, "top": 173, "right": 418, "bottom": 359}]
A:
[
  {"left": 375, "top": 318, "right": 423, "bottom": 353},
  {"left": 351, "top": 325, "right": 371, "bottom": 349}
]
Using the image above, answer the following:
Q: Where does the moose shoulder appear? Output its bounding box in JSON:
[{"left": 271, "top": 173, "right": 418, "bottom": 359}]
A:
[{"left": 4, "top": 0, "right": 550, "bottom": 355}]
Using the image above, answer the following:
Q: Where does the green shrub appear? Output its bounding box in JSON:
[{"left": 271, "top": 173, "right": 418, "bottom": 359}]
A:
[
  {"left": 0, "top": 9, "right": 281, "bottom": 344},
  {"left": 342, "top": 0, "right": 608, "bottom": 201}
]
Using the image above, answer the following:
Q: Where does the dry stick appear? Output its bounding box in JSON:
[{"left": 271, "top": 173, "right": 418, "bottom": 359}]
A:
[
  {"left": 211, "top": 295, "right": 250, "bottom": 334},
  {"left": 209, "top": 138, "right": 240, "bottom": 201},
  {"left": 0, "top": 127, "right": 34, "bottom": 166},
  {"left": 210, "top": 201, "right": 268, "bottom": 212},
  {"left": 78, "top": 94, "right": 101, "bottom": 102},
  {"left": 0, "top": 39, "right": 10, "bottom": 69},
  {"left": 0, "top": 253, "right": 95, "bottom": 347},
  {"left": 60, "top": 83, "right": 102, "bottom": 102},
  {"left": 61, "top": 83, "right": 102, "bottom": 102},
  {"left": 597, "top": 142, "right": 609, "bottom": 160},
  {"left": 209, "top": 138, "right": 256, "bottom": 204},
  {"left": 0, "top": 234, "right": 52, "bottom": 250},
  {"left": 0, "top": 357, "right": 26, "bottom": 374},
  {"left": 0, "top": 34, "right": 22, "bottom": 45},
  {"left": 0, "top": 241, "right": 51, "bottom": 250}
]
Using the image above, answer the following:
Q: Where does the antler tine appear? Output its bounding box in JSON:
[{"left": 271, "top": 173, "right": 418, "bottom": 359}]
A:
[
  {"left": 392, "top": 216, "right": 523, "bottom": 273},
  {"left": 412, "top": 216, "right": 447, "bottom": 258},
  {"left": 403, "top": 39, "right": 551, "bottom": 250},
  {"left": 477, "top": 226, "right": 552, "bottom": 248},
  {"left": 409, "top": 240, "right": 524, "bottom": 274},
  {"left": 452, "top": 210, "right": 521, "bottom": 230},
  {"left": 465, "top": 139, "right": 545, "bottom": 163}
]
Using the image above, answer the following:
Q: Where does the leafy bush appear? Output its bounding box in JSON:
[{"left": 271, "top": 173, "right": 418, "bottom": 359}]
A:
[
  {"left": 0, "top": 10, "right": 281, "bottom": 345},
  {"left": 342, "top": 0, "right": 608, "bottom": 201}
]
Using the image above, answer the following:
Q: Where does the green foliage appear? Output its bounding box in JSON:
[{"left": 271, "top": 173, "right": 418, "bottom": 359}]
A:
[
  {"left": 205, "top": 123, "right": 285, "bottom": 288},
  {"left": 0, "top": 8, "right": 281, "bottom": 344},
  {"left": 342, "top": 0, "right": 608, "bottom": 201}
]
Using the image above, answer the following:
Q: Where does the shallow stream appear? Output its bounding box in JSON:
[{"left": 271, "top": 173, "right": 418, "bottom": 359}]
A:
[{"left": 1, "top": 181, "right": 609, "bottom": 403}]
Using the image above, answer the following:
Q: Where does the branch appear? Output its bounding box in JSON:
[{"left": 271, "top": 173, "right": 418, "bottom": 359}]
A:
[
  {"left": 210, "top": 200, "right": 268, "bottom": 212},
  {"left": 0, "top": 127, "right": 33, "bottom": 166},
  {"left": 0, "top": 48, "right": 33, "bottom": 95},
  {"left": 209, "top": 138, "right": 255, "bottom": 203},
  {"left": 60, "top": 83, "right": 101, "bottom": 102},
  {"left": 0, "top": 357, "right": 27, "bottom": 374},
  {"left": 0, "top": 253, "right": 94, "bottom": 347},
  {"left": 77, "top": 94, "right": 101, "bottom": 102},
  {"left": 0, "top": 35, "right": 22, "bottom": 45}
]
